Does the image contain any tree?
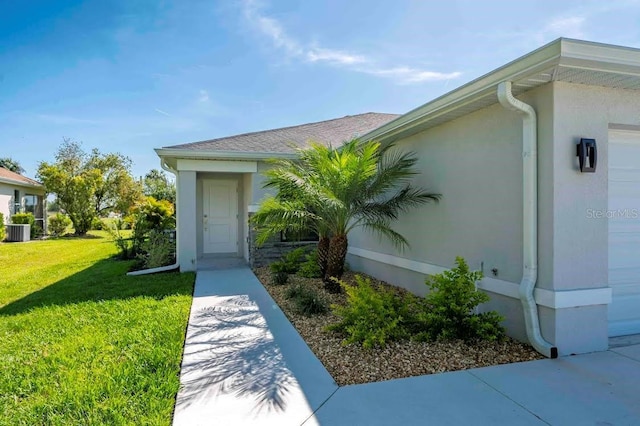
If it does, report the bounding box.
[0,157,25,174]
[143,169,176,204]
[88,149,142,215]
[37,139,141,235]
[251,139,440,292]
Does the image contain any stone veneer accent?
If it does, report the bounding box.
[248,213,317,267]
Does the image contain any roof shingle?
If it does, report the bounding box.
[0,167,43,188]
[164,112,400,153]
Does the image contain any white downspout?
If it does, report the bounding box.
[497,81,558,359]
[127,159,180,276]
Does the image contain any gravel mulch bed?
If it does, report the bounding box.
[254,267,544,386]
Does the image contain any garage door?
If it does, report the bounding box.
[608,129,640,337]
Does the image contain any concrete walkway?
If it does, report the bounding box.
[174,266,640,425]
[172,267,337,426]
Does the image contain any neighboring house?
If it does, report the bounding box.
[157,38,640,357]
[0,167,47,232]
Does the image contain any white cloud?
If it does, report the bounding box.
[541,16,586,40]
[243,0,302,56]
[364,67,463,84]
[306,48,366,65]
[154,108,171,116]
[198,89,210,103]
[241,0,460,85]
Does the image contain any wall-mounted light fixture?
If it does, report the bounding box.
[577,138,597,173]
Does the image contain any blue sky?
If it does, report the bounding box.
[2,0,640,178]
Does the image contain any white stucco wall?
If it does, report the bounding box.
[177,171,197,271]
[0,183,14,224]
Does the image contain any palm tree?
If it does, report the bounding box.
[251,139,440,292]
[0,157,25,174]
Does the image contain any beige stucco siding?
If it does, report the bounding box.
[552,82,640,292]
[349,84,555,291]
[347,84,554,343]
[252,162,276,205]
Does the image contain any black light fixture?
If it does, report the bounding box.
[577,138,597,173]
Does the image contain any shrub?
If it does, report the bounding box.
[285,284,328,316]
[49,213,71,236]
[91,217,104,230]
[297,249,322,278]
[106,219,135,260]
[0,213,5,241]
[130,197,175,235]
[414,257,505,342]
[281,247,308,274]
[11,212,39,238]
[137,230,174,269]
[269,262,289,285]
[11,212,35,226]
[327,275,410,348]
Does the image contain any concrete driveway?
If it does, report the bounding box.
[173,266,640,425]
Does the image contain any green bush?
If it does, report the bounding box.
[11,212,35,226]
[91,217,104,230]
[49,213,71,236]
[284,284,328,316]
[281,247,308,274]
[414,257,505,342]
[327,275,410,348]
[137,230,174,269]
[269,263,289,285]
[297,249,322,278]
[0,213,5,241]
[11,212,40,238]
[130,197,175,235]
[106,219,135,260]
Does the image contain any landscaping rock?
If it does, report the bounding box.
[254,267,544,386]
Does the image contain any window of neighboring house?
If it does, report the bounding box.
[24,194,37,214]
[280,229,319,242]
[13,190,20,214]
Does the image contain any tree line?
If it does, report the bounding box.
[1,139,175,235]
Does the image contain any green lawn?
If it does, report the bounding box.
[0,232,194,425]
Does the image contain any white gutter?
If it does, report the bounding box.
[126,160,180,276]
[154,148,298,161]
[497,81,557,358]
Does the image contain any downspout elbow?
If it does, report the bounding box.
[497,81,557,359]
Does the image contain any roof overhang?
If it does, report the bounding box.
[360,38,640,145]
[0,176,45,191]
[155,148,298,170]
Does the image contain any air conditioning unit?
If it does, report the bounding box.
[7,224,30,242]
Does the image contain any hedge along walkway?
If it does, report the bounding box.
[173,267,338,426]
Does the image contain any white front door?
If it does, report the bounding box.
[203,180,238,254]
[608,129,640,336]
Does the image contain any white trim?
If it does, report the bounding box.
[156,148,297,161]
[176,159,257,173]
[361,38,640,145]
[347,247,612,309]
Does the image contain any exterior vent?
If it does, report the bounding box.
[7,224,30,242]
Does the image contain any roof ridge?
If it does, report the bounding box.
[166,112,400,148]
